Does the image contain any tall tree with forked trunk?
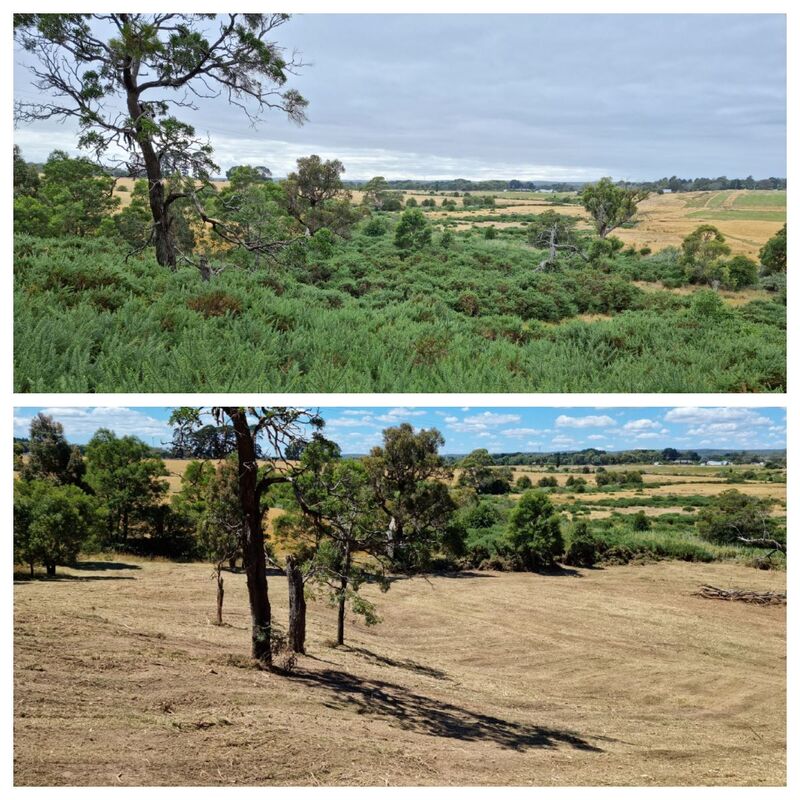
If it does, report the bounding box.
[14,14,307,267]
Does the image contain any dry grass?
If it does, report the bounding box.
[14,558,785,786]
[610,191,784,257]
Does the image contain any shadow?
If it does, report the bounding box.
[70,560,142,571]
[288,667,609,753]
[13,572,137,583]
[343,646,451,682]
[387,570,496,584]
[533,565,583,578]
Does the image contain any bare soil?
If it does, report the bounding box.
[14,558,786,786]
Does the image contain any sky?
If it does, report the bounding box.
[13,14,786,181]
[13,407,787,454]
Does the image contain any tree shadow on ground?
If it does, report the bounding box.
[288,667,610,752]
[533,565,583,578]
[386,570,496,585]
[342,645,452,682]
[13,571,137,583]
[71,560,142,571]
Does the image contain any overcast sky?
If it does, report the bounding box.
[13,14,786,180]
[13,407,787,453]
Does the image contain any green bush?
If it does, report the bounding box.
[563,521,599,567]
[506,491,563,569]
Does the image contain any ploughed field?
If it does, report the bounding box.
[14,558,785,786]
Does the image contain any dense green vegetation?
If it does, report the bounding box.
[458,492,785,572]
[14,217,786,391]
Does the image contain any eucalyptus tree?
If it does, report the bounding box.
[291,441,390,647]
[14,14,307,267]
[580,177,648,239]
[283,155,362,237]
[364,424,459,571]
[211,407,325,664]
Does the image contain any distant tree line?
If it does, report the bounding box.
[344,176,786,193]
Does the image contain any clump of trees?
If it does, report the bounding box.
[14,149,119,238]
[680,225,757,289]
[13,413,170,576]
[595,469,644,488]
[14,408,787,667]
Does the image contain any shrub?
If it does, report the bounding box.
[394,208,432,253]
[507,491,563,569]
[363,215,388,237]
[515,475,533,491]
[725,255,758,290]
[696,489,778,545]
[632,510,651,531]
[563,521,599,567]
[187,291,242,318]
[464,501,501,529]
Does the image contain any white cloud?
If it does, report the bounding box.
[622,418,661,432]
[555,414,616,429]
[16,407,172,442]
[500,427,543,437]
[447,411,521,433]
[325,416,374,428]
[376,407,427,422]
[664,408,771,426]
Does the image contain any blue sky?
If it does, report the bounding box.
[13,407,786,453]
[13,14,786,180]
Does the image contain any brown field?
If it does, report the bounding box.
[421,189,784,258]
[576,505,690,520]
[606,190,784,258]
[14,557,785,786]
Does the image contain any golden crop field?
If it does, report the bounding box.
[414,188,785,258]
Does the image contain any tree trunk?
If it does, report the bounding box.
[285,555,306,654]
[46,563,56,577]
[123,73,177,269]
[228,409,272,664]
[228,555,238,572]
[215,566,224,625]
[336,546,352,646]
[29,561,34,578]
